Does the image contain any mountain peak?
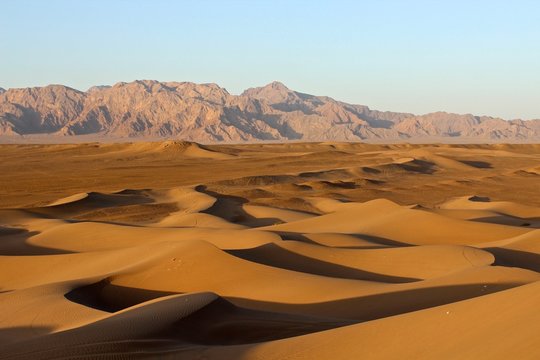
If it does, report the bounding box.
[87,85,111,93]
[241,81,299,105]
[265,81,290,90]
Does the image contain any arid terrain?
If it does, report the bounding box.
[1,80,539,143]
[1,141,540,359]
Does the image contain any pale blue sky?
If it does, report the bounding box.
[1,0,539,119]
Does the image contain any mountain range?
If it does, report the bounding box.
[1,80,539,142]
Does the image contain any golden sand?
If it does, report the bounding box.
[0,142,539,359]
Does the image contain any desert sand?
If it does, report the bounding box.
[0,141,539,359]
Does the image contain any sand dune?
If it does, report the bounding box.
[229,241,495,280]
[258,198,529,245]
[190,280,540,360]
[101,140,235,159]
[0,142,540,359]
[440,195,540,219]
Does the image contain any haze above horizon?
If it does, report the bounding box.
[1,0,539,119]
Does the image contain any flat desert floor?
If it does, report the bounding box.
[0,141,539,359]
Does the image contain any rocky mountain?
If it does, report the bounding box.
[0,80,538,142]
[87,85,112,93]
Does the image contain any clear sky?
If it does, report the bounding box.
[1,0,539,119]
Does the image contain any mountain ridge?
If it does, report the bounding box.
[1,80,539,142]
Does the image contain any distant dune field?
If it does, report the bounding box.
[0,141,539,359]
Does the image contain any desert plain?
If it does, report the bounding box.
[0,140,540,359]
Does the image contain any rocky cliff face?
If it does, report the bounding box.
[0,80,538,142]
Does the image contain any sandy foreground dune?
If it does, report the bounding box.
[0,141,539,359]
